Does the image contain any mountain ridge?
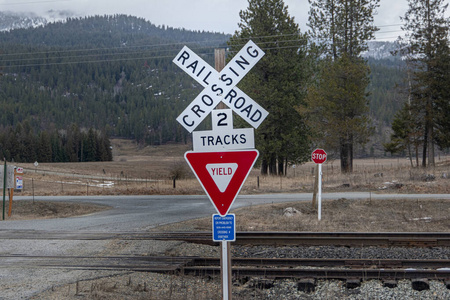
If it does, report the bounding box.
[0,11,399,59]
[0,14,405,157]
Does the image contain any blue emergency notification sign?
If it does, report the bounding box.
[212,214,235,242]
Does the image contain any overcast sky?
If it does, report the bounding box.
[2,0,447,41]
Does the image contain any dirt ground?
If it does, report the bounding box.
[3,200,110,221]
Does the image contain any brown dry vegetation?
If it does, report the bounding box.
[13,139,450,197]
[3,201,109,221]
[156,197,450,233]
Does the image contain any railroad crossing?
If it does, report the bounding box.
[173,40,268,299]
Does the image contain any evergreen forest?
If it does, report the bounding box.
[0,15,406,163]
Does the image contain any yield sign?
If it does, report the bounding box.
[185,150,259,216]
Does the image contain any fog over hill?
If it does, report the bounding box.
[0,11,77,32]
[363,41,403,60]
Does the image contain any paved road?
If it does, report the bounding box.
[4,193,450,231]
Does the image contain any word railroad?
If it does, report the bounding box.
[173,40,268,132]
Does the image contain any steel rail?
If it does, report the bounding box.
[2,254,450,282]
[2,254,450,271]
[190,257,450,269]
[152,231,450,247]
[2,230,450,247]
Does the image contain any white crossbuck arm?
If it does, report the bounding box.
[173,40,268,133]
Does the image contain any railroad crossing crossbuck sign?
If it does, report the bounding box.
[173,40,268,132]
[173,40,266,217]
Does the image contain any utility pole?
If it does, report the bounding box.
[215,48,226,110]
[215,47,232,300]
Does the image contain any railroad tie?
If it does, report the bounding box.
[346,278,361,289]
[297,278,315,293]
[411,278,430,291]
[383,280,398,288]
[445,279,450,289]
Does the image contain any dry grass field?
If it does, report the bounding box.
[12,138,450,197]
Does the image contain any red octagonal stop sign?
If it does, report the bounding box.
[312,148,327,164]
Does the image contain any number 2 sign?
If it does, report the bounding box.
[191,109,255,152]
[213,110,233,130]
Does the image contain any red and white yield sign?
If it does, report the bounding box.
[185,150,259,216]
[312,148,327,164]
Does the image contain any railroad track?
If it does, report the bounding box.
[3,228,450,290]
[2,254,450,289]
[2,230,450,247]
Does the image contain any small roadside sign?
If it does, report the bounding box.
[213,214,236,242]
[311,148,327,221]
[0,165,15,189]
[15,176,23,190]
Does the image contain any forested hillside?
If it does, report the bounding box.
[0,15,405,159]
[366,57,407,156]
[0,15,228,149]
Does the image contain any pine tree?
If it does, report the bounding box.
[307,0,379,173]
[84,128,97,162]
[228,0,312,175]
[37,131,52,162]
[308,0,379,59]
[384,102,423,167]
[399,0,450,166]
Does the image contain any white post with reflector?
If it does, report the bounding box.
[318,163,322,220]
[312,149,327,221]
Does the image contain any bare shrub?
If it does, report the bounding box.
[169,162,190,180]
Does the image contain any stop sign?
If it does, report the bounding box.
[312,148,327,164]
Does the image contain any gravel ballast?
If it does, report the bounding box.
[31,242,450,299]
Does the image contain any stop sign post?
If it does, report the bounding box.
[312,149,327,221]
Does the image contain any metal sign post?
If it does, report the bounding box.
[312,149,327,221]
[318,163,322,221]
[213,214,235,299]
[2,160,5,221]
[221,241,231,299]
